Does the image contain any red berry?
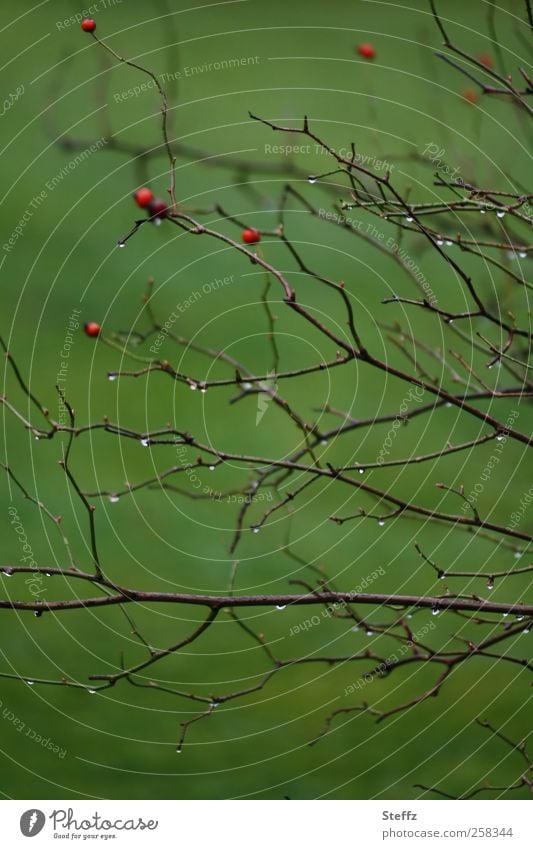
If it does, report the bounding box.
[462,88,478,104]
[241,228,261,244]
[357,43,375,60]
[134,187,154,208]
[148,198,168,218]
[84,322,101,338]
[81,18,96,33]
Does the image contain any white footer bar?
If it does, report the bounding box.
[2,799,531,848]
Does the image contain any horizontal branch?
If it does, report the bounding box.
[0,571,531,616]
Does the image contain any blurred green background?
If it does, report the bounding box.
[0,0,531,799]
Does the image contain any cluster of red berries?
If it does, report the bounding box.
[81,18,96,32]
[357,43,375,60]
[133,187,168,219]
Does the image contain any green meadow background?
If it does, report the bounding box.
[0,0,531,799]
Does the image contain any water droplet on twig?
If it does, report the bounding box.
[109,494,120,503]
